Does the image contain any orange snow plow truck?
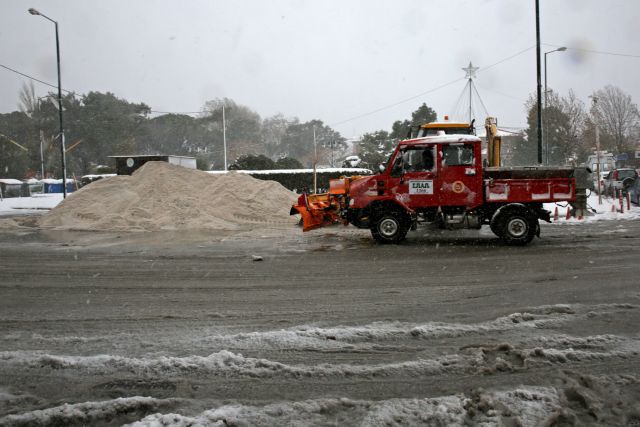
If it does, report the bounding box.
[290,118,577,246]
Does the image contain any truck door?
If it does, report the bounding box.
[438,142,482,208]
[387,145,439,209]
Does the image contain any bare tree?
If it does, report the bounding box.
[591,85,639,154]
[18,81,39,117]
[559,90,587,163]
[262,113,293,159]
[519,90,587,165]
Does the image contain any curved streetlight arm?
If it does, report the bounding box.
[29,8,57,24]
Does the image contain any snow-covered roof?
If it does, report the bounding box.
[40,178,76,184]
[0,179,23,185]
[81,174,116,179]
[403,134,481,144]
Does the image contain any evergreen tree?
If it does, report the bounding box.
[390,103,437,140]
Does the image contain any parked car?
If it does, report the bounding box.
[628,177,640,205]
[602,168,638,196]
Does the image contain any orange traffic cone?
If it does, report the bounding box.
[611,203,616,213]
[553,206,559,221]
[565,207,572,220]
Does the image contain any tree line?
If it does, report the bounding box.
[509,85,640,166]
[0,83,348,178]
[1,82,638,179]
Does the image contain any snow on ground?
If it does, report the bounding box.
[126,396,474,427]
[125,387,562,427]
[2,333,636,380]
[2,304,637,381]
[3,391,560,427]
[0,193,63,216]
[544,191,640,222]
[0,396,177,426]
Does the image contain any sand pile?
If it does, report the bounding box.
[40,162,298,231]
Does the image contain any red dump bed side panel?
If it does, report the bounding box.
[484,178,575,204]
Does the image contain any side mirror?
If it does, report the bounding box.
[378,164,385,173]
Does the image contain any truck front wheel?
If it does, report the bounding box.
[371,213,409,244]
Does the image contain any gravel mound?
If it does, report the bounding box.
[40,162,298,231]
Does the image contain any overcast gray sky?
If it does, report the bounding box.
[1,0,639,138]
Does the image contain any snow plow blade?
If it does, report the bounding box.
[290,178,352,232]
[290,193,342,231]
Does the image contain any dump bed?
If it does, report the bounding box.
[483,166,576,204]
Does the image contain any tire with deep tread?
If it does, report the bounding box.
[370,211,409,244]
[491,207,538,246]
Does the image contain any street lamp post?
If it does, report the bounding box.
[543,46,567,165]
[29,7,67,198]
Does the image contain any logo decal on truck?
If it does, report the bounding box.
[409,180,433,195]
[452,180,465,193]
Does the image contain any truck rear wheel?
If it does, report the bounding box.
[371,212,409,244]
[492,207,538,246]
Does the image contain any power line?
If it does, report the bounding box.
[475,83,526,103]
[331,46,536,128]
[0,62,72,94]
[497,127,525,135]
[330,77,466,128]
[477,46,536,74]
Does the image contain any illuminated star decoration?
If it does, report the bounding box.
[462,61,479,79]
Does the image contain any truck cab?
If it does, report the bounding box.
[376,135,481,208]
[346,135,484,233]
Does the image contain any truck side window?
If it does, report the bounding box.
[442,144,474,166]
[460,145,474,164]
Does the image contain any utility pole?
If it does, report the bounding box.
[40,130,45,179]
[535,0,543,164]
[222,104,227,171]
[313,125,317,193]
[591,96,602,205]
